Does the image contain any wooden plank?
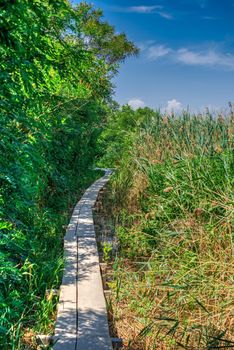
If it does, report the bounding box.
[53,335,77,350]
[53,169,113,349]
[77,236,112,349]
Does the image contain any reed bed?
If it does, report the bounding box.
[105,110,234,349]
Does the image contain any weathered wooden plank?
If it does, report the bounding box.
[53,169,113,349]
[77,233,112,349]
[54,239,77,349]
[53,335,77,350]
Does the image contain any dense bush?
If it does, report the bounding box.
[0,1,137,347]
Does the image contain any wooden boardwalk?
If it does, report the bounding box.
[53,169,113,350]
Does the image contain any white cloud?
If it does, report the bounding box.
[157,11,173,19]
[147,45,172,60]
[144,43,234,70]
[177,48,216,65]
[137,40,156,51]
[166,99,183,113]
[111,5,172,19]
[128,99,145,110]
[128,5,162,14]
[176,48,234,69]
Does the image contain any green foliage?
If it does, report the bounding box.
[103,107,234,349]
[97,105,157,166]
[0,1,137,347]
[103,241,113,262]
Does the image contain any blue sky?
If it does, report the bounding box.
[79,0,234,111]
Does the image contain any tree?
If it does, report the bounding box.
[0,1,138,347]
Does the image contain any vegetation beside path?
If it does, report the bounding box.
[1,1,233,349]
[98,106,234,349]
[0,1,137,348]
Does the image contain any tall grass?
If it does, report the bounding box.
[104,109,234,349]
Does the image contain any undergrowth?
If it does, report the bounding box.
[100,107,234,349]
[0,170,100,349]
[0,0,137,347]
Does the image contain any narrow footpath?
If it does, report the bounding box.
[53,169,113,350]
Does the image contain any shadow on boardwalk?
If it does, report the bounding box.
[53,169,113,350]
